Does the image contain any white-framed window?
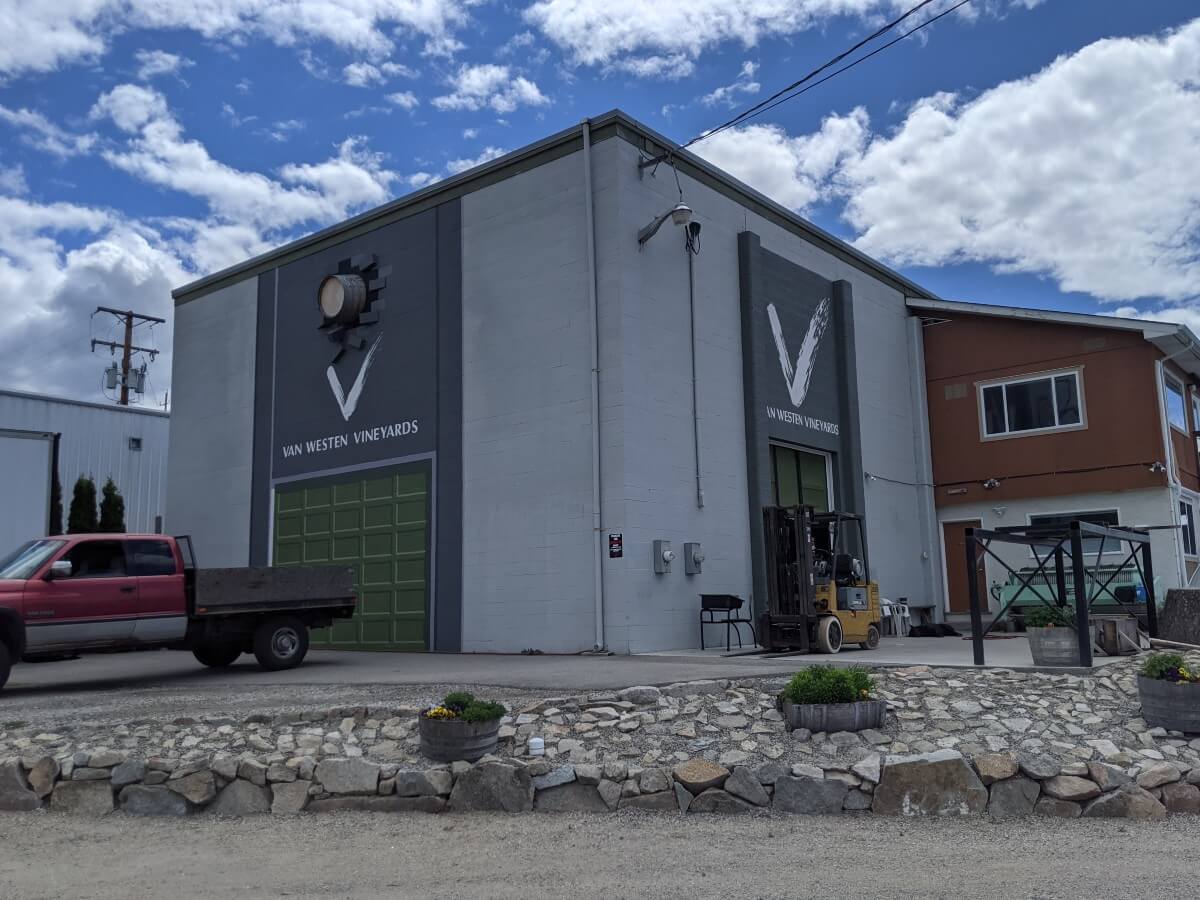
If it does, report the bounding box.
[1181,498,1198,558]
[1165,374,1187,433]
[1028,509,1119,557]
[978,368,1085,439]
[1190,388,1200,447]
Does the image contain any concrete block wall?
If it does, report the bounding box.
[165,278,258,566]
[460,150,599,653]
[606,137,939,650]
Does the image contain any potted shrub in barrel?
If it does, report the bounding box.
[779,665,886,732]
[1138,653,1200,733]
[1024,605,1082,666]
[419,691,507,762]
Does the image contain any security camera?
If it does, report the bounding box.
[662,549,677,563]
[670,202,693,227]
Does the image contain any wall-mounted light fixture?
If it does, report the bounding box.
[1149,461,1167,473]
[637,202,693,247]
[983,478,1000,490]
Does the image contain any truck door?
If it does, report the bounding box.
[127,538,187,643]
[22,539,138,651]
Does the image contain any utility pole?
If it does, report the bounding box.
[91,306,165,406]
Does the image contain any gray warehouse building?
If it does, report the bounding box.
[167,110,943,655]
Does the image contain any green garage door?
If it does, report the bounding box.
[273,465,430,651]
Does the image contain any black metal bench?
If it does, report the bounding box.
[700,594,756,652]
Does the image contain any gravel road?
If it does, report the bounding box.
[0,810,1190,899]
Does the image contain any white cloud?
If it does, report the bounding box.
[0,0,472,77]
[700,61,760,107]
[386,91,420,110]
[0,164,29,195]
[343,59,419,86]
[259,118,307,143]
[445,146,507,174]
[694,112,869,211]
[525,0,873,66]
[606,53,694,80]
[0,104,96,157]
[88,85,396,232]
[134,49,192,81]
[220,102,257,127]
[432,64,548,113]
[839,19,1200,303]
[462,127,478,139]
[1,86,410,400]
[695,20,1200,305]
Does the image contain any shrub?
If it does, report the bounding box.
[460,700,507,722]
[441,691,476,713]
[783,665,873,705]
[1024,605,1074,628]
[1141,652,1197,683]
[98,477,126,532]
[67,476,97,534]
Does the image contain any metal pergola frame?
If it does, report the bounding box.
[964,519,1161,667]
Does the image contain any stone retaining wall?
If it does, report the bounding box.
[2,656,1198,821]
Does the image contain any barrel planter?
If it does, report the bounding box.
[1138,676,1200,733]
[418,715,502,763]
[1026,626,1082,667]
[781,698,886,733]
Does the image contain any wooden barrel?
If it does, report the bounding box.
[1139,676,1200,733]
[1026,626,1082,667]
[781,699,886,732]
[418,716,502,762]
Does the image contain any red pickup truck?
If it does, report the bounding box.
[0,533,356,690]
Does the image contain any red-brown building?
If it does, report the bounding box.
[910,299,1200,618]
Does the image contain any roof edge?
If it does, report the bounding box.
[173,108,940,305]
[0,387,171,418]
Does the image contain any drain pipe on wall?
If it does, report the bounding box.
[687,249,706,509]
[582,118,607,651]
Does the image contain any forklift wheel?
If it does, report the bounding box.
[861,623,881,651]
[816,616,843,654]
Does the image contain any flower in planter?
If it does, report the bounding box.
[422,691,507,722]
[1141,652,1200,684]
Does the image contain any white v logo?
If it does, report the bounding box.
[767,298,830,408]
[326,334,383,422]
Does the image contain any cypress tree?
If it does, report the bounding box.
[98,477,127,533]
[67,476,98,534]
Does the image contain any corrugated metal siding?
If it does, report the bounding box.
[0,390,170,533]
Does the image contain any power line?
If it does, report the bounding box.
[683,0,975,149]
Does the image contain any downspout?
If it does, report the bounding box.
[687,250,706,508]
[582,119,607,651]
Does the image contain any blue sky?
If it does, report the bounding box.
[1,0,1198,402]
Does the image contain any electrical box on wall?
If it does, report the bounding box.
[653,540,674,574]
[684,542,704,575]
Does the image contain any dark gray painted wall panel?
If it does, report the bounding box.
[739,231,865,615]
[247,199,463,651]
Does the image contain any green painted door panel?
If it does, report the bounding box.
[273,465,429,651]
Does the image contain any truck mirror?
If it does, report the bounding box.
[47,560,72,580]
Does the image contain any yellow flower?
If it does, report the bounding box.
[426,705,458,719]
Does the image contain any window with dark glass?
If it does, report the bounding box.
[61,540,127,578]
[1181,501,1197,557]
[980,370,1084,437]
[127,539,177,576]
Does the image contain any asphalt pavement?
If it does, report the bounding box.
[0,809,1189,899]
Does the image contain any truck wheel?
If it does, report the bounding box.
[0,641,10,690]
[253,616,309,671]
[193,644,242,668]
[861,623,881,650]
[816,616,843,654]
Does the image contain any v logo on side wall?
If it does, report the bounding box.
[326,334,384,422]
[767,297,831,408]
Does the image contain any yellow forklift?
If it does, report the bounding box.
[760,506,882,653]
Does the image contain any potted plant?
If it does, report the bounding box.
[1138,653,1200,733]
[419,691,508,762]
[778,665,886,732]
[1024,605,1083,666]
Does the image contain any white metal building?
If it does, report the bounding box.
[0,389,170,547]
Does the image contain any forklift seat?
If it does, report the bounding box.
[700,594,757,652]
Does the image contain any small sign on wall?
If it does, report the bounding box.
[608,533,623,558]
